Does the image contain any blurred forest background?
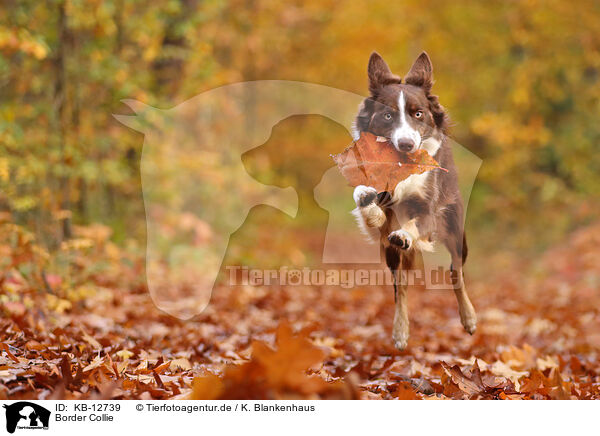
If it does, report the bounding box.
[2,0,600,275]
[1,0,600,400]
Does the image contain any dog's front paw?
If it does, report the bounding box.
[353,185,378,207]
[388,229,413,250]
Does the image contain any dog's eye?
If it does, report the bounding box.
[383,113,392,121]
[414,110,423,119]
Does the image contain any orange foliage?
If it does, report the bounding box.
[1,221,600,400]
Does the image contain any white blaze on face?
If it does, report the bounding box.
[391,91,421,151]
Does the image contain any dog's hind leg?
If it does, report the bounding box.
[451,263,476,335]
[440,204,476,334]
[386,246,410,350]
[447,237,476,335]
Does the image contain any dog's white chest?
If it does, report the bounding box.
[392,171,430,202]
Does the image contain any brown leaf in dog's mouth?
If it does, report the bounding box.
[331,132,446,193]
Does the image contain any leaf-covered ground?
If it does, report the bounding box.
[1,221,599,400]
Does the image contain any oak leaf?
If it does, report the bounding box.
[190,373,224,400]
[394,381,421,400]
[252,322,327,394]
[331,132,446,192]
[0,343,18,363]
[82,355,104,373]
[488,361,528,391]
[188,322,351,399]
[440,362,483,397]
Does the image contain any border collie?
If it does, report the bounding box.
[352,52,476,350]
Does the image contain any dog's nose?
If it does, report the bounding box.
[396,140,415,153]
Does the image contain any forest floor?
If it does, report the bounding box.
[1,221,599,400]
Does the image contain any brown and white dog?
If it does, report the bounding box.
[351,51,477,350]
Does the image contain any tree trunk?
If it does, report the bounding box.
[54,0,72,239]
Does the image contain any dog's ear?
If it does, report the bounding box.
[404,51,434,93]
[354,98,375,135]
[427,93,449,132]
[368,52,401,96]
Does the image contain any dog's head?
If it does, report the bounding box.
[354,52,448,155]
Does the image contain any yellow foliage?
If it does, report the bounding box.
[45,294,72,314]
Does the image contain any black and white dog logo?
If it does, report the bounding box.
[2,402,50,433]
